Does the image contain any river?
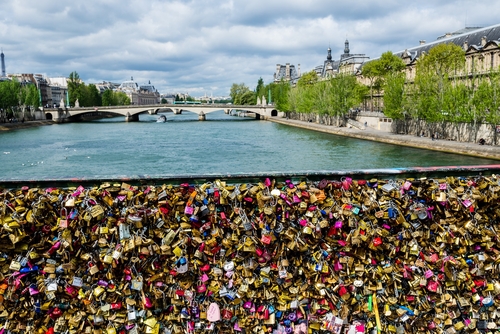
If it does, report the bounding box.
[0,110,497,181]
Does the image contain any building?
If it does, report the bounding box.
[315,40,370,78]
[161,94,176,104]
[393,23,500,82]
[94,81,120,94]
[273,63,301,85]
[46,77,70,107]
[355,23,500,113]
[117,77,160,105]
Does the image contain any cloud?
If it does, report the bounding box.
[1,0,499,96]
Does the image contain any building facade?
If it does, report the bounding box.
[273,63,300,85]
[394,23,500,82]
[315,40,370,78]
[117,77,160,105]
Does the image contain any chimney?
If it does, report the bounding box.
[481,36,487,46]
[463,40,468,50]
[445,33,452,38]
[298,64,301,77]
[419,40,426,45]
[286,63,290,78]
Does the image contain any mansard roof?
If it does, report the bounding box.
[394,23,500,59]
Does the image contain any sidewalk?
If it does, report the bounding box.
[267,117,500,161]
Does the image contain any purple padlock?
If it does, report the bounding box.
[97,280,108,287]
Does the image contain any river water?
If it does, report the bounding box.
[0,110,497,181]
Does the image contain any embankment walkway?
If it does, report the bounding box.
[268,118,500,161]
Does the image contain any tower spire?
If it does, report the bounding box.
[1,49,5,77]
[344,39,350,55]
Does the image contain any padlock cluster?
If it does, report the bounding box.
[1,175,500,334]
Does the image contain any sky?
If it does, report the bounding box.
[1,0,499,97]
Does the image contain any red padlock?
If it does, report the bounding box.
[372,237,383,247]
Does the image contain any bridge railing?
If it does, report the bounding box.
[1,165,498,188]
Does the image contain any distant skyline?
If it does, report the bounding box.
[0,0,498,96]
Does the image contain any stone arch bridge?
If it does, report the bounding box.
[43,104,283,123]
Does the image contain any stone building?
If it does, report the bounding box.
[273,63,300,85]
[315,40,369,78]
[394,23,500,82]
[355,23,500,112]
[117,77,160,105]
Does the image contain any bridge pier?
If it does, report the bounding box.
[198,111,206,121]
[173,109,182,115]
[125,113,139,122]
[224,109,230,114]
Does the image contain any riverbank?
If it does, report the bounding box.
[0,120,53,131]
[267,117,500,161]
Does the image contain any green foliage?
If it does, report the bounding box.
[362,51,405,111]
[297,71,318,87]
[255,77,265,103]
[383,72,406,119]
[115,91,130,105]
[101,89,130,106]
[87,84,101,106]
[413,44,466,123]
[285,73,363,117]
[230,83,254,105]
[101,90,114,106]
[67,71,81,106]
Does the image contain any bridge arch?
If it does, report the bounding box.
[271,109,278,117]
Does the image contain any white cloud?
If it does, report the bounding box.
[0,0,499,96]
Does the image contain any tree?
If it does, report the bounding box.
[102,89,114,106]
[0,79,21,120]
[264,81,291,111]
[294,71,319,113]
[255,77,265,103]
[87,84,101,106]
[362,51,405,112]
[383,72,406,120]
[230,83,254,105]
[415,43,466,121]
[68,71,81,106]
[114,91,130,105]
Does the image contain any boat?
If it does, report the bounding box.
[156,115,167,122]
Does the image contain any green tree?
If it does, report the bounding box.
[68,71,81,106]
[114,91,130,105]
[362,51,405,111]
[255,77,265,104]
[361,60,379,111]
[230,83,254,105]
[101,89,114,106]
[0,80,21,119]
[87,84,101,106]
[294,71,318,113]
[415,43,465,122]
[383,72,406,120]
[481,69,500,144]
